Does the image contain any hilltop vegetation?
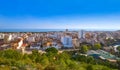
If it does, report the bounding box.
[0,48,119,70]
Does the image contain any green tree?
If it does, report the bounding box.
[86,64,93,70]
[37,54,49,66]
[32,49,39,55]
[45,47,58,62]
[28,49,41,62]
[36,63,43,70]
[1,49,22,60]
[73,55,87,62]
[56,59,67,70]
[117,46,120,53]
[45,47,58,54]
[94,43,101,50]
[86,56,94,64]
[80,45,89,53]
[57,52,70,60]
[117,60,120,70]
[44,64,56,70]
[102,66,111,70]
[66,59,80,70]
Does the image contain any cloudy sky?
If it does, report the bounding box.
[0,0,120,30]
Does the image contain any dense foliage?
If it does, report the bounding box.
[117,46,120,53]
[80,45,89,53]
[0,48,119,70]
[94,43,101,50]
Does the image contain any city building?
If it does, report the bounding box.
[27,36,35,43]
[17,37,23,49]
[78,30,85,39]
[61,35,73,48]
[30,42,40,50]
[72,38,80,48]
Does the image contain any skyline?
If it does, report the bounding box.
[0,0,120,30]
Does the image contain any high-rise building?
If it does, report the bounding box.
[8,34,12,41]
[72,38,80,48]
[78,30,85,39]
[61,35,73,48]
[17,38,23,49]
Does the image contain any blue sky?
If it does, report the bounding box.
[0,0,120,30]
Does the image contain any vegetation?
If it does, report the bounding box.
[0,48,118,70]
[117,60,120,70]
[80,42,102,51]
[94,43,101,50]
[80,45,89,53]
[117,46,120,53]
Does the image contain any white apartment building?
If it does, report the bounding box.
[61,35,73,48]
[27,36,35,43]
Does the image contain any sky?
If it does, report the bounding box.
[0,0,120,30]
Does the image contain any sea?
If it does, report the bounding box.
[0,29,72,32]
[0,29,118,32]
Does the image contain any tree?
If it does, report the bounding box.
[94,43,101,50]
[86,56,94,64]
[45,47,58,62]
[117,46,120,53]
[80,45,89,53]
[44,64,56,70]
[32,49,39,55]
[45,47,58,54]
[57,52,70,60]
[36,63,43,70]
[1,49,22,60]
[66,60,80,70]
[28,49,41,62]
[102,66,111,70]
[86,64,93,70]
[36,54,49,66]
[117,60,120,70]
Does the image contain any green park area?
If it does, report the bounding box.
[0,47,119,70]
